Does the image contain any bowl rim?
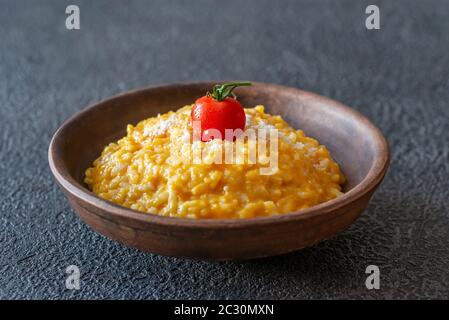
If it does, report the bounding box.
[48,81,390,229]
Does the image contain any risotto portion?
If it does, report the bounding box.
[84,105,345,219]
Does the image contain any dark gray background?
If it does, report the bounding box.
[1,0,448,299]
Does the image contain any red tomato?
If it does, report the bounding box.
[190,82,251,141]
[191,96,246,141]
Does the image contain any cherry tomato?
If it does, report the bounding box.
[191,82,251,141]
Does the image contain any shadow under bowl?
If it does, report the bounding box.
[48,81,390,260]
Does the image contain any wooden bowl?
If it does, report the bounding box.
[48,82,389,260]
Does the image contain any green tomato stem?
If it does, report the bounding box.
[211,81,252,101]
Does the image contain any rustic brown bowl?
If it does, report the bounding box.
[48,81,389,260]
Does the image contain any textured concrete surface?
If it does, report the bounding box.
[1,0,449,299]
